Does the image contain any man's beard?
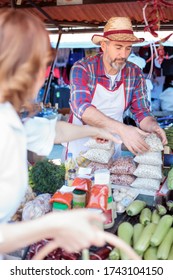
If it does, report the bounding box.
[110,58,126,72]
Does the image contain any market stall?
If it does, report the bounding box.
[7,131,173,260]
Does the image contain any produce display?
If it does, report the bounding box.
[11,132,173,260]
[108,202,173,260]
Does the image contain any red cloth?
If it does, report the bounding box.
[45,66,60,78]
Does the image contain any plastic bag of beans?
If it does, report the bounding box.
[144,133,163,152]
[110,174,136,186]
[84,139,113,150]
[131,177,161,191]
[134,151,162,166]
[133,164,162,180]
[109,157,136,175]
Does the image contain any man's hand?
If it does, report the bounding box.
[140,116,168,145]
[119,125,150,155]
[150,124,168,145]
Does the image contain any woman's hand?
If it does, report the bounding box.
[46,209,106,253]
[93,127,122,145]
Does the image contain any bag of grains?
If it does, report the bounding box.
[110,174,136,186]
[84,139,113,150]
[144,133,163,152]
[82,146,114,164]
[109,157,137,175]
[133,164,162,180]
[131,177,161,191]
[134,151,162,166]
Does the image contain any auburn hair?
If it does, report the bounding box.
[0,9,54,112]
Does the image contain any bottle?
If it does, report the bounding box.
[64,152,76,185]
[68,168,76,187]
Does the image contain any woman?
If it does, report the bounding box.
[0,9,121,256]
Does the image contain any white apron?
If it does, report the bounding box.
[68,80,126,159]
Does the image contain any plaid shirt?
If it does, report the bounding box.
[69,53,152,124]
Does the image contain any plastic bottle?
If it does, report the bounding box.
[64,152,76,185]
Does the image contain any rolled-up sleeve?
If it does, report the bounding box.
[24,117,57,156]
[128,69,152,124]
[69,62,95,120]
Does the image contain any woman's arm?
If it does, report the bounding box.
[0,210,106,254]
[54,121,122,144]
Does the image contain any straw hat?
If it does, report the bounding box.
[92,17,144,45]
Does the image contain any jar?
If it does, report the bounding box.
[68,168,76,186]
[72,189,86,208]
[103,196,116,229]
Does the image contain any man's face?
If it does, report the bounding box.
[101,40,132,73]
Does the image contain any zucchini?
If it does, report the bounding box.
[151,209,160,224]
[157,228,173,260]
[126,200,146,216]
[155,196,167,215]
[168,244,173,260]
[109,247,120,260]
[134,223,156,255]
[133,223,144,247]
[150,215,173,247]
[139,208,152,226]
[117,222,133,260]
[156,204,167,216]
[143,246,158,260]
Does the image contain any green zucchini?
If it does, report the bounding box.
[133,223,144,247]
[139,208,152,226]
[150,215,173,247]
[126,200,146,216]
[109,247,120,260]
[157,228,173,260]
[156,204,167,216]
[168,244,173,260]
[151,209,160,224]
[134,223,156,255]
[143,246,158,260]
[117,222,133,260]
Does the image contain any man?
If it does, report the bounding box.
[68,17,167,159]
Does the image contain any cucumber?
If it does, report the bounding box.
[109,247,120,260]
[168,244,173,260]
[151,209,160,224]
[126,200,146,216]
[139,208,152,226]
[134,223,156,255]
[157,228,173,260]
[143,246,158,260]
[117,222,133,260]
[150,215,173,247]
[133,223,144,247]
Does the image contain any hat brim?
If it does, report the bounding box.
[91,34,144,45]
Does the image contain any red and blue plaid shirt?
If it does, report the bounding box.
[69,53,152,124]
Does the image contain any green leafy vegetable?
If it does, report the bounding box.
[29,159,65,194]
